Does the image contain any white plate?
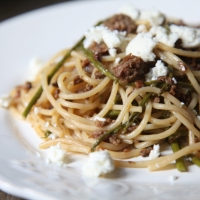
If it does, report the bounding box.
[1,0,200,199]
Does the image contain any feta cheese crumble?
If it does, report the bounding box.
[45,121,50,128]
[93,115,106,122]
[139,9,164,26]
[82,150,114,177]
[48,133,57,140]
[114,57,121,65]
[149,144,160,159]
[108,48,117,57]
[150,26,179,47]
[170,25,200,48]
[46,143,67,166]
[126,32,157,62]
[34,107,40,114]
[0,94,11,108]
[172,77,177,84]
[145,60,168,81]
[136,24,148,33]
[83,25,127,57]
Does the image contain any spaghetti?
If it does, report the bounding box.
[7,7,200,172]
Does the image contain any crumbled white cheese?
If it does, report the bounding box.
[28,58,44,80]
[187,156,192,162]
[178,62,186,72]
[150,26,179,47]
[48,133,57,140]
[103,30,126,48]
[136,24,148,33]
[45,121,50,128]
[34,107,40,114]
[149,144,160,159]
[83,25,127,57]
[126,32,157,62]
[108,48,117,57]
[114,57,121,65]
[172,77,177,84]
[0,94,11,108]
[197,115,200,120]
[46,143,67,166]
[93,115,106,122]
[82,150,114,177]
[145,60,168,81]
[170,25,200,48]
[139,10,164,26]
[119,4,139,20]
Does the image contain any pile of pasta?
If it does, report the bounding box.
[8,9,200,172]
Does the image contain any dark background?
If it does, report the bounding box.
[0,0,73,22]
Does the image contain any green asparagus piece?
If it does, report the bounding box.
[188,154,200,167]
[44,130,52,138]
[106,110,120,118]
[81,46,118,83]
[114,94,122,104]
[168,139,187,172]
[168,65,174,78]
[22,86,43,118]
[169,131,200,168]
[177,81,194,90]
[91,124,125,152]
[144,80,158,86]
[172,142,187,172]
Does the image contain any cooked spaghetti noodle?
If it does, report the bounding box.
[7,6,200,172]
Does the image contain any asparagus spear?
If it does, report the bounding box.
[170,141,187,172]
[91,123,125,152]
[168,135,187,172]
[44,130,52,138]
[188,154,200,167]
[177,81,194,90]
[106,110,120,118]
[81,46,119,83]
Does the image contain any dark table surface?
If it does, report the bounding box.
[0,0,71,22]
[0,1,74,199]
